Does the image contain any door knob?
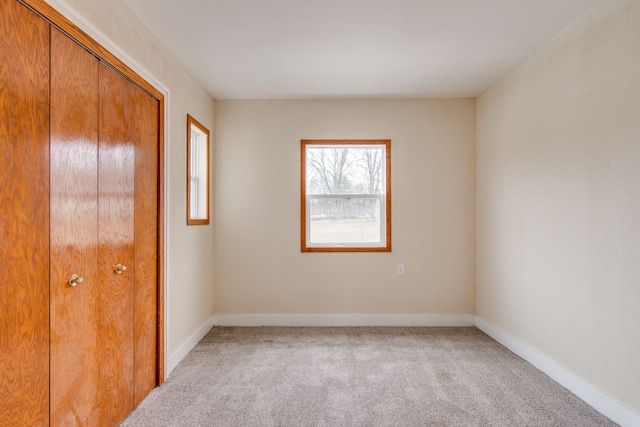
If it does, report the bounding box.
[69,274,84,287]
[114,264,127,275]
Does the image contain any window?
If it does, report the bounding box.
[301,140,391,252]
[187,114,210,225]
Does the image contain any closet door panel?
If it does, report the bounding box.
[49,29,100,426]
[98,63,136,426]
[133,88,159,406]
[0,0,50,425]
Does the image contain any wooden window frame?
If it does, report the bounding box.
[301,139,392,252]
[186,114,210,225]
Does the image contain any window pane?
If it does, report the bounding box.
[301,139,391,252]
[190,133,199,176]
[306,146,385,195]
[189,178,198,218]
[309,197,381,244]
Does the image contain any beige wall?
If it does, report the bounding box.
[477,0,640,413]
[214,99,476,315]
[50,0,217,357]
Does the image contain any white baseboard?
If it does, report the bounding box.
[167,315,216,376]
[476,317,640,427]
[212,313,476,327]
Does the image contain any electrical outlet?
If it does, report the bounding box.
[396,263,405,276]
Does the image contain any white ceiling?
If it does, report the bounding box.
[121,0,605,100]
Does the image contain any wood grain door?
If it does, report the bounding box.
[133,84,159,407]
[0,0,51,425]
[1,2,160,424]
[98,63,137,426]
[49,44,159,426]
[49,28,100,426]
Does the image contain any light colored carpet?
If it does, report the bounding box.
[121,327,615,426]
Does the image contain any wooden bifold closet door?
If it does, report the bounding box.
[1,0,159,425]
[49,27,101,426]
[49,29,159,427]
[0,0,51,424]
